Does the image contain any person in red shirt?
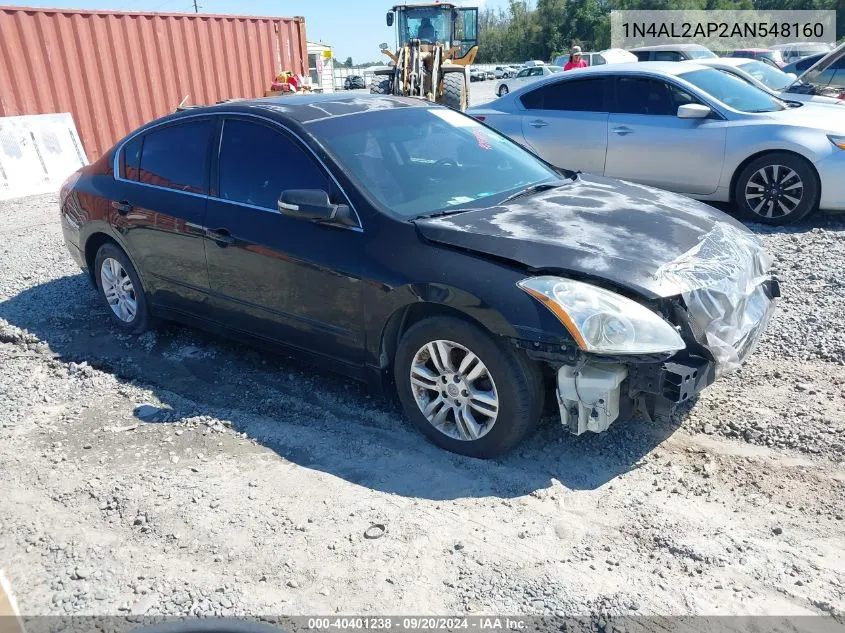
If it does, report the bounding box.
[564,46,588,71]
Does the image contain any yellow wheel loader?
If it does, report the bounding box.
[372,2,479,111]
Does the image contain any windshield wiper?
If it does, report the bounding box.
[414,207,475,220]
[501,181,567,204]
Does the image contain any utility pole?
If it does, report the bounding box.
[193,0,199,13]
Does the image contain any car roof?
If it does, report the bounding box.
[631,44,711,51]
[560,61,709,76]
[153,94,431,128]
[735,48,772,53]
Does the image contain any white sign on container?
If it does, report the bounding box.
[0,113,88,200]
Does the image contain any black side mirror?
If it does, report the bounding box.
[277,189,356,227]
[386,11,394,27]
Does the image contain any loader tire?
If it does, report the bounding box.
[441,72,468,111]
[371,78,392,95]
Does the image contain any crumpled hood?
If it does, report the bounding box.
[413,174,758,299]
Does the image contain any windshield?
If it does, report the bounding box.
[398,7,450,46]
[687,48,717,59]
[737,60,792,90]
[308,107,559,218]
[679,68,785,112]
[549,66,564,73]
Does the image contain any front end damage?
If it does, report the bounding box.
[524,223,779,435]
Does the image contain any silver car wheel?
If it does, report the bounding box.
[498,85,509,97]
[409,339,499,442]
[744,164,804,219]
[100,257,138,323]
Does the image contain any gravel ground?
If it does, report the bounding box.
[1,192,844,621]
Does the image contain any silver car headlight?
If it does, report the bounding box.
[518,276,686,354]
[828,135,845,150]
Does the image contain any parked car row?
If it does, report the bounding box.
[470,48,845,226]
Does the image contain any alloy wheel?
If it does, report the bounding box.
[100,257,137,323]
[744,164,804,220]
[409,339,499,441]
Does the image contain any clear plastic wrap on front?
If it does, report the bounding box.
[656,223,777,377]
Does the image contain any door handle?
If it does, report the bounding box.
[529,119,549,128]
[205,228,235,247]
[111,200,133,215]
[611,126,633,136]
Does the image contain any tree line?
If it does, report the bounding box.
[475,0,845,63]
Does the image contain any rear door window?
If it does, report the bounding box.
[217,118,331,210]
[137,119,213,193]
[521,77,610,111]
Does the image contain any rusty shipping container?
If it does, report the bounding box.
[0,6,308,159]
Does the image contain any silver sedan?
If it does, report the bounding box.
[494,65,564,99]
[469,62,845,224]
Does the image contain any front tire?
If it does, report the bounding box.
[498,84,509,97]
[94,242,151,334]
[371,78,392,95]
[394,316,543,458]
[441,72,468,111]
[734,152,818,225]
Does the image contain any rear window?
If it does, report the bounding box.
[120,136,142,180]
[686,48,717,59]
[521,78,608,111]
[137,120,212,194]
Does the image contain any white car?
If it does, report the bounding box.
[470,62,845,225]
[493,66,514,79]
[469,67,486,82]
[494,65,563,98]
[772,42,834,65]
[688,57,845,107]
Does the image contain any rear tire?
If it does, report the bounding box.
[371,78,392,95]
[734,152,818,225]
[394,316,543,459]
[94,242,151,334]
[441,72,468,111]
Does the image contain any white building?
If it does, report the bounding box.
[307,41,334,93]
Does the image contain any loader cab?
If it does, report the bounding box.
[387,3,478,58]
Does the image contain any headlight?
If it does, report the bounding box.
[828,135,845,150]
[518,276,686,354]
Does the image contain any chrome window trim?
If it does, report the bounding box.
[112,111,364,231]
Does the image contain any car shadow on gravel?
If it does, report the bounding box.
[1,273,684,499]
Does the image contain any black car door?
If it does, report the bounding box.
[115,118,213,313]
[203,115,366,365]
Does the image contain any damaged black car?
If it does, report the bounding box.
[60,94,778,458]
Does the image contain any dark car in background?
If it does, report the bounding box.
[344,75,366,90]
[782,52,825,76]
[59,94,777,458]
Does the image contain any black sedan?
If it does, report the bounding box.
[344,75,366,90]
[60,94,778,458]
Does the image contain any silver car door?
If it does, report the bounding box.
[604,76,727,195]
[519,76,610,174]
